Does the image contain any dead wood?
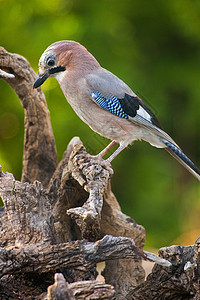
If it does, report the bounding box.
[0,166,57,247]
[0,233,171,279]
[128,238,200,300]
[0,47,198,300]
[47,273,115,300]
[0,47,57,188]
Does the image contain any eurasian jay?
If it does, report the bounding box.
[33,40,200,181]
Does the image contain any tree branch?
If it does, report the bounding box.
[0,47,57,187]
[0,235,170,279]
[128,239,200,299]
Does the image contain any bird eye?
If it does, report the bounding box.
[46,56,55,67]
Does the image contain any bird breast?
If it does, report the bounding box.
[58,78,142,145]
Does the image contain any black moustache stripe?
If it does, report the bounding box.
[33,66,66,88]
[49,66,66,74]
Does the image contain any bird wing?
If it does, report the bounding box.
[86,68,200,180]
[87,68,179,147]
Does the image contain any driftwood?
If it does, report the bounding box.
[0,47,199,299]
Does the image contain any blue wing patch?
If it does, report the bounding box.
[90,90,162,129]
[90,91,129,119]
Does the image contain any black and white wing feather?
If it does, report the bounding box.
[90,90,173,143]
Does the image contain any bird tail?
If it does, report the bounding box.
[161,138,200,181]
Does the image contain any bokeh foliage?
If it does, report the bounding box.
[0,0,200,248]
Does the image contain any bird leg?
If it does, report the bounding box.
[96,140,117,158]
[86,141,124,176]
[106,144,126,163]
[95,141,126,163]
[86,141,117,175]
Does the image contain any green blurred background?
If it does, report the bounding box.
[0,0,200,249]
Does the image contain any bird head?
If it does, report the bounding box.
[33,40,100,89]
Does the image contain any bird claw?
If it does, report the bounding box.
[87,155,114,177]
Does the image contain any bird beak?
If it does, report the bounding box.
[33,66,66,88]
[33,70,50,89]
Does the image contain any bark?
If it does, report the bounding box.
[128,238,200,299]
[0,47,57,188]
[47,273,115,300]
[0,233,170,278]
[0,47,199,299]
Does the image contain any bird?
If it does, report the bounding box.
[33,40,200,181]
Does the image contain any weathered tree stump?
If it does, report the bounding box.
[0,47,199,299]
